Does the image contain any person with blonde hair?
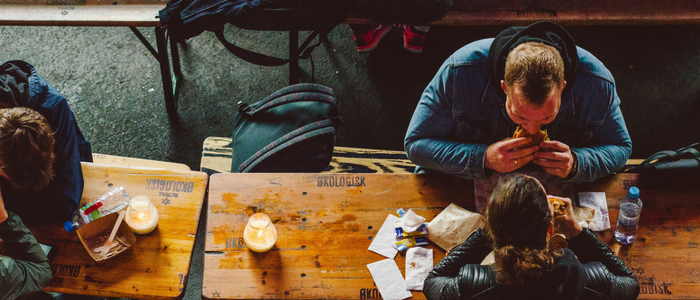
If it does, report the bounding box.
[424,174,639,299]
[0,60,92,225]
[405,21,632,183]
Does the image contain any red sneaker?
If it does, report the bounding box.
[401,25,426,54]
[354,24,392,53]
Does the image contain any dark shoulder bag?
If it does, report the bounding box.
[231,83,341,173]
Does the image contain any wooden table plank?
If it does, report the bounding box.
[0,4,163,27]
[204,173,472,300]
[92,153,191,172]
[204,172,700,300]
[28,162,208,299]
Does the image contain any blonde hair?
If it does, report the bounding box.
[0,107,55,191]
[504,42,565,105]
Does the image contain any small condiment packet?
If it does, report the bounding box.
[368,214,400,258]
[393,236,429,252]
[367,259,413,300]
[426,203,485,251]
[395,223,428,238]
[578,192,610,231]
[405,247,433,291]
[400,209,426,232]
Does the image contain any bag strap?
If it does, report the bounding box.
[238,92,339,116]
[639,142,700,167]
[214,27,289,67]
[261,83,335,102]
[239,119,336,172]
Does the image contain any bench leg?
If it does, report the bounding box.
[129,26,180,120]
[169,30,183,113]
[289,30,299,85]
[155,27,178,120]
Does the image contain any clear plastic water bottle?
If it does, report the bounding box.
[64,186,130,232]
[615,187,643,244]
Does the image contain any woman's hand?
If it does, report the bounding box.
[550,196,583,239]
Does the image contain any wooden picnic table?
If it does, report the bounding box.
[203,172,700,299]
[28,161,208,299]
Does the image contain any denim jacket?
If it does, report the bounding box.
[404,38,632,183]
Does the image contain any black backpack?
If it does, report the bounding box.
[160,0,349,67]
[231,83,341,173]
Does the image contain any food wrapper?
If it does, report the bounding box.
[578,192,610,231]
[573,206,596,229]
[426,203,485,251]
[405,247,433,291]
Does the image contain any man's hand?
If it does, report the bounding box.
[485,137,539,173]
[550,196,583,239]
[534,141,574,178]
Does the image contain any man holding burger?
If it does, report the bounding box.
[405,21,632,183]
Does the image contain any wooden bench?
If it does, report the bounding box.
[0,0,181,119]
[200,136,643,175]
[201,136,416,175]
[346,0,700,26]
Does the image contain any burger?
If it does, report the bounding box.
[548,197,568,216]
[513,125,549,148]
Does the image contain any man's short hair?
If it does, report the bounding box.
[0,107,55,192]
[504,42,565,105]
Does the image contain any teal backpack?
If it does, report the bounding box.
[231,84,341,173]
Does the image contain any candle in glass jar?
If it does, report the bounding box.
[243,213,277,252]
[125,195,159,234]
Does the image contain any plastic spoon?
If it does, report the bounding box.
[99,209,126,257]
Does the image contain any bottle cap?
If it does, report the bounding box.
[64,221,75,232]
[628,187,640,199]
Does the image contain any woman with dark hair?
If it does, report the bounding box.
[424,174,639,300]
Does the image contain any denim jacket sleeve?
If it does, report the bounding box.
[405,56,490,180]
[567,88,632,183]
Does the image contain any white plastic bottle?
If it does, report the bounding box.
[615,187,643,244]
[63,186,130,232]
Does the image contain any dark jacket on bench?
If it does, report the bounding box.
[424,228,640,300]
[0,60,93,225]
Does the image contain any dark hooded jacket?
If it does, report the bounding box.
[488,21,579,101]
[424,228,640,300]
[0,60,92,225]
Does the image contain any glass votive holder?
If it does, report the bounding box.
[124,195,159,235]
[243,213,277,252]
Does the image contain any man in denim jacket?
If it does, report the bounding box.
[405,21,632,183]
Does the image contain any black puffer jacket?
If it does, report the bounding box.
[424,228,639,300]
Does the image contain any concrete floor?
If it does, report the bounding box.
[1,24,699,299]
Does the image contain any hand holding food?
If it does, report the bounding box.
[513,125,549,149]
[549,196,583,239]
[548,197,568,216]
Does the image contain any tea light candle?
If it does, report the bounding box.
[243,213,277,252]
[125,195,159,234]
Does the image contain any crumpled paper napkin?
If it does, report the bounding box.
[405,247,433,290]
